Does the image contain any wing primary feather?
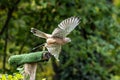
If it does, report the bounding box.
[52,17,81,38]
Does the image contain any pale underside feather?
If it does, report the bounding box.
[46,44,61,61]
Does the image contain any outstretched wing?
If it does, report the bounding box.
[52,17,80,38]
[31,28,51,39]
[46,44,61,61]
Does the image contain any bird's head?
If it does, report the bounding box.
[64,38,71,43]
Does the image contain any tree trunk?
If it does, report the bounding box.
[3,25,8,73]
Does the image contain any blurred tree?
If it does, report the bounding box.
[0,0,120,80]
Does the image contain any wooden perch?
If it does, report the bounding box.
[8,51,51,66]
[8,51,52,80]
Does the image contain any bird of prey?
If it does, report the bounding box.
[31,17,80,61]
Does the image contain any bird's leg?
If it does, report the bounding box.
[42,45,45,51]
[31,43,45,52]
[42,43,47,51]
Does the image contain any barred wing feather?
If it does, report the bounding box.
[52,17,80,38]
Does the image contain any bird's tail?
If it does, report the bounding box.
[31,28,51,39]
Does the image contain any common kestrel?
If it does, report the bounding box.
[31,17,80,61]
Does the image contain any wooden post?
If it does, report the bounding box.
[8,51,52,80]
[23,52,51,80]
[24,63,37,80]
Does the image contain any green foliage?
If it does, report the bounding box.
[0,0,120,80]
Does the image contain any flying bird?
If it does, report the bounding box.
[31,17,80,61]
